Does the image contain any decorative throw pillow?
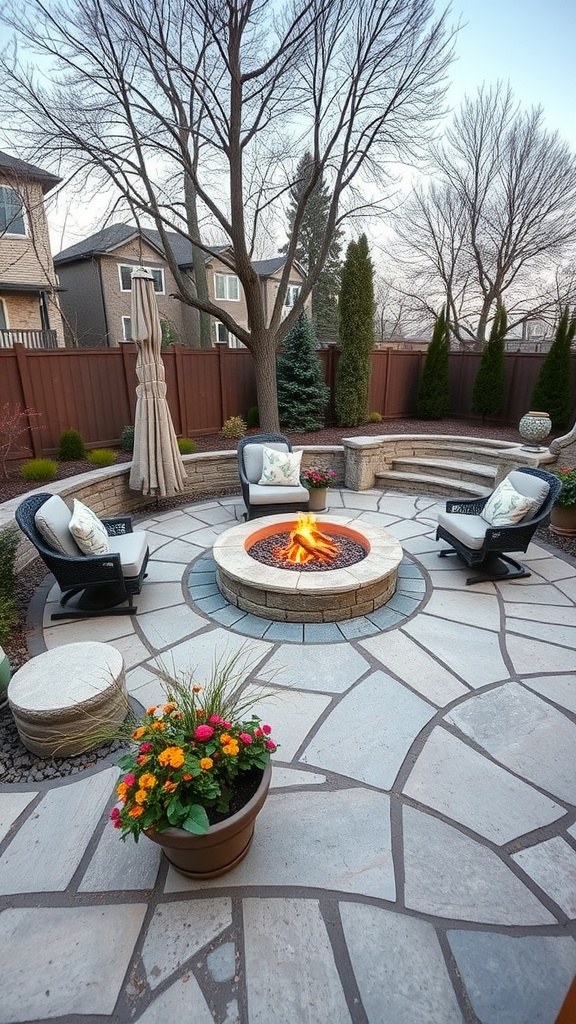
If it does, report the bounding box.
[68,499,110,555]
[481,478,538,527]
[258,446,303,487]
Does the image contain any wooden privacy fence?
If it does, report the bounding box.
[1,343,575,460]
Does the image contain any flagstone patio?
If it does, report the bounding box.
[1,488,575,1023]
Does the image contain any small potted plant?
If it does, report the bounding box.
[301,466,337,512]
[550,466,576,536]
[110,650,277,879]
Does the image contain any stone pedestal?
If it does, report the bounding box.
[8,641,126,757]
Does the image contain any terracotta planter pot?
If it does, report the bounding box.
[307,487,327,512]
[144,762,272,879]
[550,505,576,537]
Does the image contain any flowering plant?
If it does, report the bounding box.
[553,467,576,508]
[110,652,277,840]
[301,466,337,490]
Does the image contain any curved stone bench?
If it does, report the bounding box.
[8,641,127,757]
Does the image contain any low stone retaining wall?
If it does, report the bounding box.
[2,445,345,574]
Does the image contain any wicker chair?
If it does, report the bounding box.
[15,492,149,620]
[435,467,562,585]
[237,433,310,520]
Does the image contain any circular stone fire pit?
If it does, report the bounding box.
[213,514,403,623]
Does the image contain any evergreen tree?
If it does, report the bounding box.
[471,304,508,418]
[283,151,342,345]
[335,235,375,426]
[531,307,575,428]
[416,307,450,419]
[276,312,329,430]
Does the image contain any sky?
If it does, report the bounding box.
[46,0,576,250]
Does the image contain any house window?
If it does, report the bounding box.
[283,284,301,308]
[214,321,245,348]
[214,273,240,301]
[119,265,165,293]
[122,316,132,341]
[0,186,25,235]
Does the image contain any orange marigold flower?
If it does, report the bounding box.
[128,805,144,818]
[152,721,165,731]
[116,782,128,799]
[193,684,203,692]
[157,746,185,769]
[182,772,193,781]
[220,733,232,745]
[222,742,239,756]
[164,780,177,793]
[147,706,157,715]
[135,788,148,804]
[196,708,205,717]
[132,727,146,740]
[138,772,157,789]
[199,757,213,770]
[163,702,176,712]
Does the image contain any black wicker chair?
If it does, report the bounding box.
[16,492,149,620]
[435,467,562,585]
[237,433,310,520]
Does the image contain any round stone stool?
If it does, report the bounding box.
[8,642,127,758]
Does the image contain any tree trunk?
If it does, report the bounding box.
[251,336,280,432]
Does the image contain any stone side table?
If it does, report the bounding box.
[8,641,126,757]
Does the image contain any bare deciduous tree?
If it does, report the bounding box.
[392,84,576,349]
[0,0,454,428]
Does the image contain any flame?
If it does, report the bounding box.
[274,513,339,564]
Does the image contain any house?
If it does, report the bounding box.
[54,224,309,348]
[0,151,65,348]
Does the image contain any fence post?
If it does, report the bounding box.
[120,343,136,426]
[13,343,43,457]
[216,341,228,425]
[173,344,187,437]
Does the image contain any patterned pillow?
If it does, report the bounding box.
[481,478,538,527]
[68,499,110,554]
[258,446,303,487]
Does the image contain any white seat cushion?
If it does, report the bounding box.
[34,495,82,556]
[258,446,303,486]
[108,532,148,578]
[437,512,489,550]
[243,442,289,483]
[69,499,110,555]
[248,482,310,506]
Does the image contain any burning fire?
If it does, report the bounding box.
[274,513,338,565]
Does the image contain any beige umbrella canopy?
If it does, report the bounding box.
[129,268,186,497]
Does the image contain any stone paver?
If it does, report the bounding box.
[2,491,576,1024]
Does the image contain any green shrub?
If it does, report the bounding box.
[246,405,260,429]
[277,313,329,431]
[221,416,247,440]
[20,458,58,482]
[531,307,575,429]
[177,437,196,455]
[471,305,507,419]
[416,307,450,419]
[367,411,382,423]
[87,448,117,467]
[0,527,18,646]
[58,428,86,461]
[120,425,135,452]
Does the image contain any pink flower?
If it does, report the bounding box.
[254,728,262,737]
[239,732,253,745]
[209,715,223,724]
[265,740,276,751]
[222,720,232,729]
[123,773,136,787]
[110,806,120,821]
[194,724,214,741]
[139,742,153,753]
[262,724,272,735]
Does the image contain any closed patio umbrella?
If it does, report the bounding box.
[129,267,186,497]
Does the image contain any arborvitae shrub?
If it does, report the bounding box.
[531,307,575,429]
[58,428,86,461]
[246,406,260,429]
[120,425,135,452]
[416,308,450,419]
[335,235,375,426]
[471,305,507,419]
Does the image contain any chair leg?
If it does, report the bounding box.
[466,555,531,586]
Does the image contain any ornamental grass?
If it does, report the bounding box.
[110,649,277,840]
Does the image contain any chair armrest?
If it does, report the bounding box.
[102,516,134,536]
[446,496,489,515]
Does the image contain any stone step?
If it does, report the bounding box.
[386,443,515,467]
[375,469,491,499]
[391,457,497,486]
